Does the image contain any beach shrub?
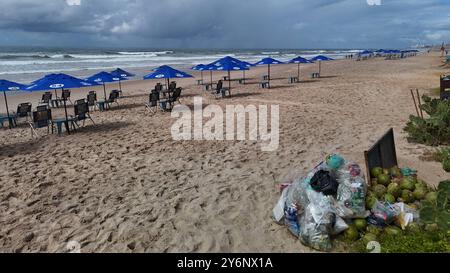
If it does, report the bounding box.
[404,96,450,146]
[343,229,449,253]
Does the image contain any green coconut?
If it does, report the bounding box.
[354,219,367,231]
[371,167,383,178]
[344,225,360,241]
[366,195,378,210]
[425,192,438,203]
[389,166,403,178]
[384,193,396,204]
[413,187,427,200]
[387,183,401,198]
[373,185,387,199]
[384,226,402,236]
[400,177,416,191]
[377,174,391,186]
[401,190,414,204]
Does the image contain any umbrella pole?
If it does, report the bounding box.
[268,64,271,89]
[228,70,231,95]
[243,70,246,84]
[210,71,213,86]
[319,61,322,76]
[62,88,70,135]
[103,83,107,101]
[3,90,12,129]
[298,63,300,79]
[119,80,122,92]
[201,71,203,82]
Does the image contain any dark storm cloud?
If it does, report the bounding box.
[0,0,448,48]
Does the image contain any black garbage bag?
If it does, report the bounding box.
[310,170,339,196]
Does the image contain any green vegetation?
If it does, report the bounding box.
[340,229,449,253]
[404,96,450,146]
[336,180,450,253]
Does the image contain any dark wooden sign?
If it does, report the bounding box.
[364,128,398,184]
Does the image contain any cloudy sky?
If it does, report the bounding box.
[0,0,448,49]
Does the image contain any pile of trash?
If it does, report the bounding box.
[272,154,436,251]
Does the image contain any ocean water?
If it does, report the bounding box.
[0,47,363,83]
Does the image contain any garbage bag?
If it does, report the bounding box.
[335,163,368,219]
[272,186,289,223]
[331,215,349,235]
[284,204,301,237]
[299,203,333,251]
[310,170,339,196]
[282,177,309,237]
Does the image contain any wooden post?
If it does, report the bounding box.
[410,89,420,117]
[416,89,424,119]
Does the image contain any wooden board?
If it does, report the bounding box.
[364,128,398,185]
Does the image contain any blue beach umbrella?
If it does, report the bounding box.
[238,61,254,83]
[86,71,126,100]
[192,64,207,83]
[110,68,135,78]
[310,55,334,62]
[26,73,99,134]
[288,57,312,79]
[206,56,249,91]
[0,80,26,129]
[110,68,135,92]
[310,55,334,75]
[143,65,193,89]
[253,57,285,87]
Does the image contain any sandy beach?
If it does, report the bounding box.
[0,52,448,253]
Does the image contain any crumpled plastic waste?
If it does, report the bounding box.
[367,200,399,227]
[392,202,419,230]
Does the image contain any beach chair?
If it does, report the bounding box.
[214,80,230,98]
[145,91,161,113]
[29,106,53,138]
[14,103,32,122]
[39,92,52,108]
[61,89,73,105]
[87,91,97,111]
[168,88,182,108]
[105,90,120,108]
[72,99,94,127]
[168,81,177,92]
[155,83,163,92]
[111,89,123,99]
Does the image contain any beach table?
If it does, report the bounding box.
[203,83,217,91]
[223,76,230,81]
[259,82,270,89]
[0,115,17,129]
[96,100,110,112]
[262,75,269,81]
[196,79,203,85]
[288,76,299,84]
[311,73,320,79]
[52,117,76,135]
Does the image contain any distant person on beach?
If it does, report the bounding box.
[441,45,446,57]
